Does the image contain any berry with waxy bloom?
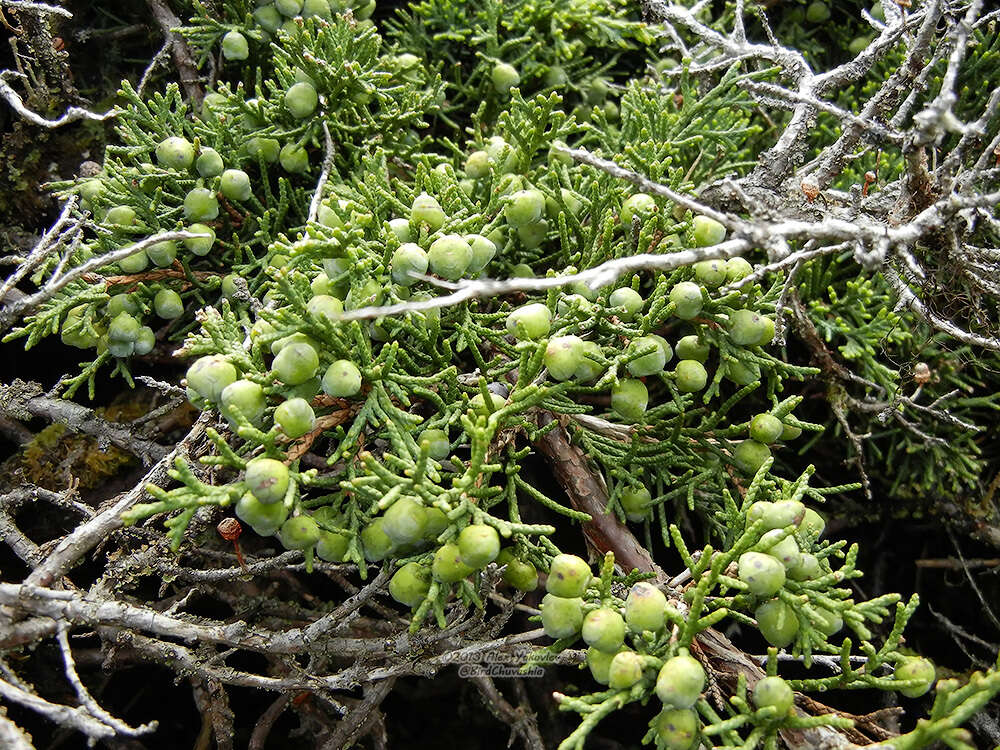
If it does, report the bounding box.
[625,582,667,633]
[546,553,592,597]
[221,30,249,61]
[274,398,316,439]
[752,676,794,715]
[285,81,319,118]
[582,607,627,653]
[738,552,786,596]
[389,562,432,608]
[655,653,705,708]
[541,593,584,639]
[458,524,501,569]
[156,136,195,170]
[608,651,645,690]
[894,657,936,698]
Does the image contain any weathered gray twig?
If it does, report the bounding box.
[56,626,158,737]
[0,229,211,332]
[0,0,70,15]
[0,379,169,464]
[885,266,1000,351]
[309,121,336,224]
[0,711,33,750]
[0,71,113,127]
[468,673,545,750]
[337,238,749,321]
[319,677,396,750]
[0,672,118,740]
[24,411,210,588]
[0,197,81,302]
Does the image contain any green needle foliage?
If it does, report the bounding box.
[6,0,1000,746]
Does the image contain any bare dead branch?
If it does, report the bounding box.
[309,121,336,224]
[319,677,396,750]
[24,411,210,588]
[0,379,169,464]
[56,626,158,737]
[0,0,71,16]
[0,229,213,332]
[469,673,545,750]
[144,0,204,103]
[0,71,113,127]
[0,711,33,750]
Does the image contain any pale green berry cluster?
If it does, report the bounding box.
[735,500,839,649]
[389,192,499,282]
[536,556,751,750]
[223,0,376,62]
[572,75,621,124]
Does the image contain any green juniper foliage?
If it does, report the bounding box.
[6,0,1000,747]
